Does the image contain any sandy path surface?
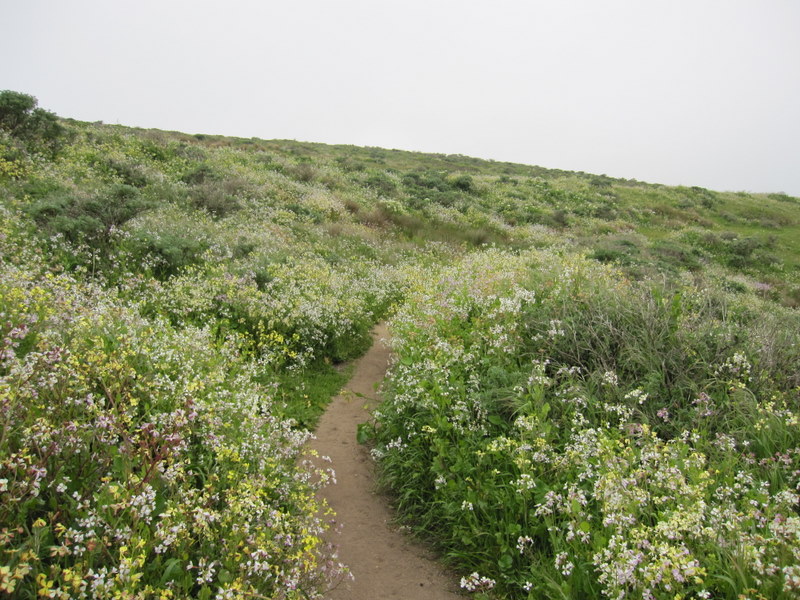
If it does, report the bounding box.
[308,324,464,600]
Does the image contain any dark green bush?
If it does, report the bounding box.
[0,90,65,156]
[138,138,171,162]
[401,170,462,208]
[334,155,365,172]
[590,175,614,188]
[591,248,626,263]
[255,152,285,173]
[174,142,207,161]
[285,162,317,183]
[546,209,569,228]
[127,231,208,279]
[19,175,64,199]
[401,170,450,192]
[0,91,36,132]
[27,184,148,247]
[232,237,258,258]
[690,185,717,208]
[651,240,703,271]
[451,174,475,192]
[681,230,780,272]
[106,158,149,187]
[589,238,640,267]
[364,171,398,196]
[768,192,798,204]
[188,181,242,218]
[181,163,216,185]
[592,204,618,220]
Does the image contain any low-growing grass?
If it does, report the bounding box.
[269,362,353,430]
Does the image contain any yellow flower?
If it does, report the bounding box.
[36,572,55,597]
[0,565,16,593]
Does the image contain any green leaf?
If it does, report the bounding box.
[498,553,513,571]
[160,558,183,584]
[218,569,232,584]
[356,422,372,444]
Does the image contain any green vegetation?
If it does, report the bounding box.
[0,90,65,157]
[372,251,800,598]
[0,92,798,598]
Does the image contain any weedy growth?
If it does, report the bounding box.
[1,90,798,598]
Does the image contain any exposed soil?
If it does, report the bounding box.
[308,324,464,600]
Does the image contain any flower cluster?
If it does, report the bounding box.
[371,248,800,598]
[460,572,496,592]
[0,256,356,598]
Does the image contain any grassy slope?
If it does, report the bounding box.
[120,124,800,291]
[8,118,799,413]
[2,114,799,599]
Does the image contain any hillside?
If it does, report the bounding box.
[1,93,799,599]
[67,124,800,300]
[6,111,799,301]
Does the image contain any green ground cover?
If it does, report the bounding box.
[370,250,800,599]
[1,91,798,598]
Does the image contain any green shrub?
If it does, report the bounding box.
[590,247,625,263]
[105,157,149,187]
[401,170,465,208]
[180,163,216,185]
[451,174,475,192]
[0,90,65,156]
[127,231,208,279]
[768,192,798,204]
[363,171,398,196]
[334,155,365,172]
[545,209,569,228]
[650,239,703,271]
[187,181,242,218]
[27,184,148,248]
[285,162,317,183]
[0,267,343,599]
[589,237,640,266]
[680,230,781,272]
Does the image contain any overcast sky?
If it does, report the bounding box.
[2,0,799,195]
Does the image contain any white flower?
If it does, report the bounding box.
[460,572,496,592]
[624,388,648,404]
[512,473,537,493]
[601,370,618,386]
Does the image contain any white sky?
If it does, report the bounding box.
[2,0,799,195]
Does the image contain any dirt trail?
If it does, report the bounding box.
[308,324,463,600]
